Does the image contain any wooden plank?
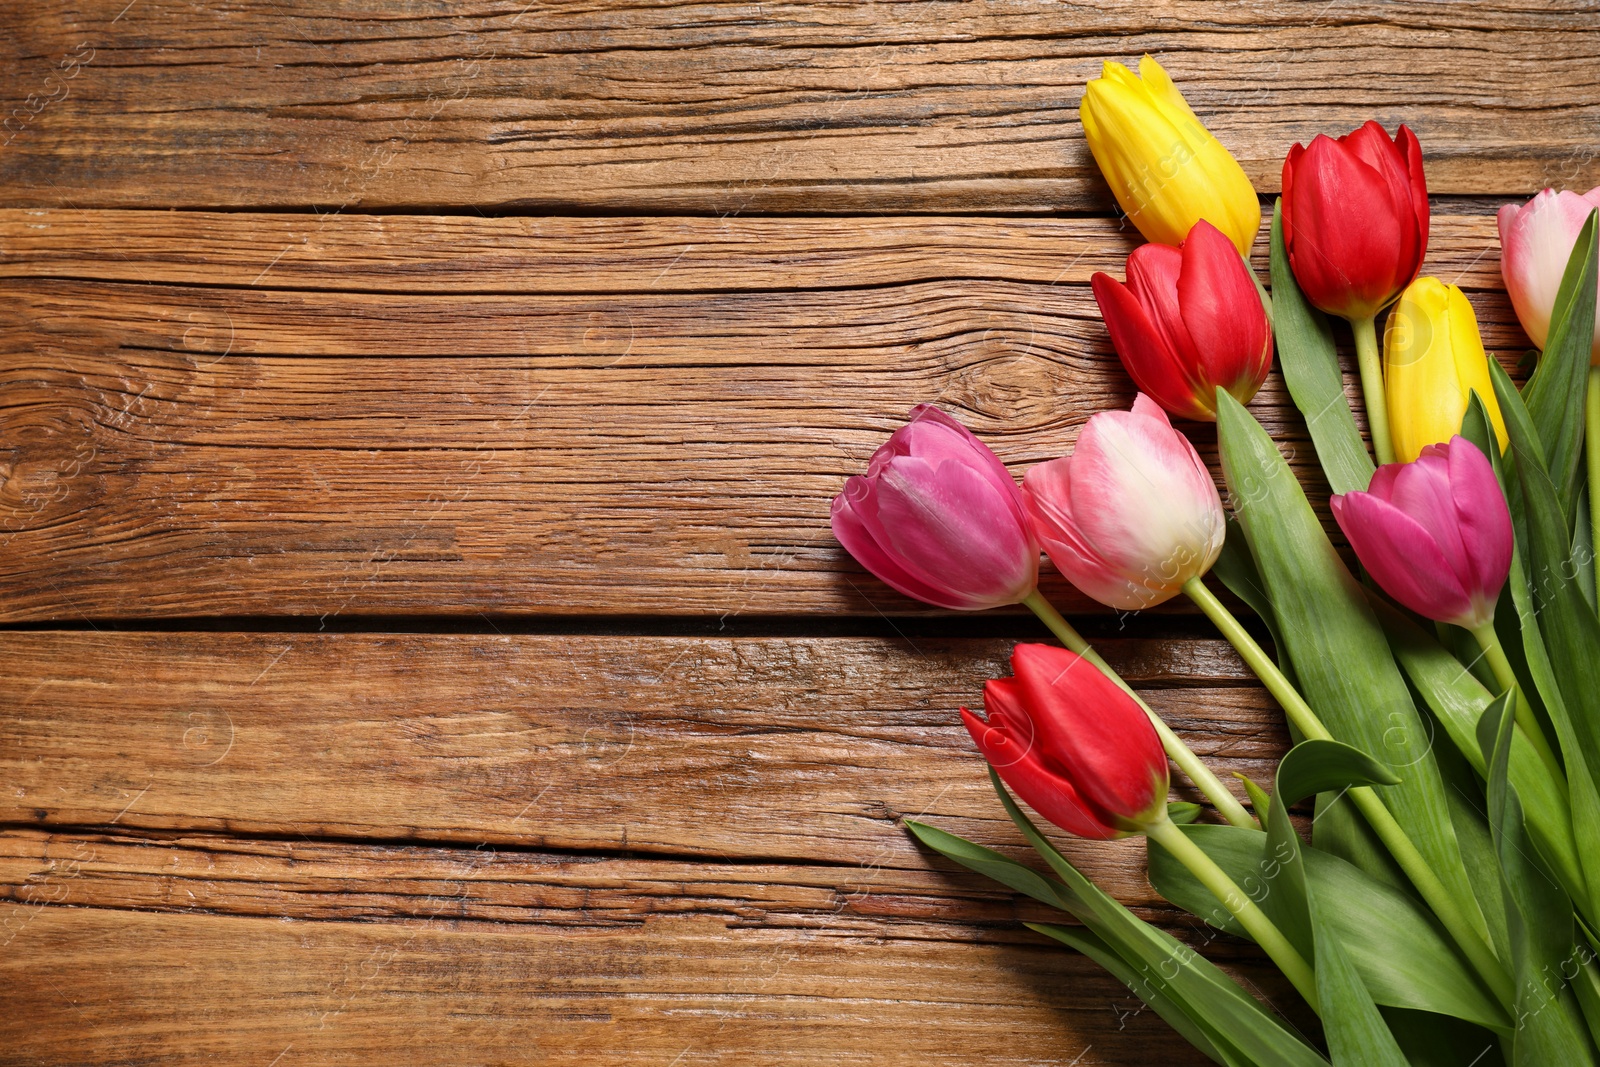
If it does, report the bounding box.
[0,212,1520,620]
[0,902,1265,1065]
[0,632,1283,866]
[1,3,1595,212]
[0,825,1206,933]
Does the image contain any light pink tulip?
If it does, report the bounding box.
[831,405,1039,610]
[1330,436,1512,630]
[1022,395,1224,611]
[1498,187,1600,363]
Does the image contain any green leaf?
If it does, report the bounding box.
[1381,1007,1505,1067]
[1571,954,1600,1056]
[903,819,1078,913]
[1027,923,1232,1067]
[1213,516,1300,692]
[1481,693,1597,1063]
[1374,597,1584,906]
[1575,484,1597,611]
[1236,774,1273,825]
[1169,801,1204,825]
[1306,866,1410,1066]
[1492,363,1600,765]
[1276,737,1401,801]
[1523,209,1598,513]
[1148,826,1511,1031]
[1466,386,1600,932]
[987,775,1331,1066]
[1215,389,1484,929]
[1267,198,1376,495]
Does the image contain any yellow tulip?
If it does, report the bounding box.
[1079,56,1261,255]
[1383,277,1509,463]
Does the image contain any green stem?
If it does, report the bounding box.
[1470,621,1565,784]
[1145,815,1319,1010]
[1351,314,1396,466]
[1021,590,1258,831]
[1183,577,1516,1008]
[1588,366,1600,609]
[1183,578,1330,743]
[1347,789,1515,1008]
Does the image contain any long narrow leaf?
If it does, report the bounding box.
[1215,390,1483,927]
[988,777,1331,1066]
[1523,210,1599,513]
[1027,923,1233,1067]
[1150,742,1507,1032]
[1266,199,1375,495]
[1375,598,1583,904]
[1481,695,1597,1063]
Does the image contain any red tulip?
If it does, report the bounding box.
[1330,437,1511,631]
[1090,219,1274,422]
[1281,121,1429,321]
[831,405,1039,610]
[961,643,1169,837]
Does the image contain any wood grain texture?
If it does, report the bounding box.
[0,630,1294,1064]
[1,2,1597,213]
[0,631,1282,867]
[0,902,1273,1065]
[0,211,1522,620]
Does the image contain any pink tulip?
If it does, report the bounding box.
[961,643,1168,839]
[831,405,1039,610]
[1330,436,1512,630]
[1498,187,1600,363]
[1022,395,1224,611]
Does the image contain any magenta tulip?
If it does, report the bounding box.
[961,643,1168,838]
[1330,436,1512,630]
[1497,187,1600,363]
[1090,219,1274,422]
[831,405,1039,610]
[1022,396,1224,611]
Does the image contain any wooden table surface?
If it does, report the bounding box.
[2,3,1597,1063]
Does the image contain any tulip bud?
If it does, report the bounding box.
[1090,219,1273,422]
[1330,437,1512,631]
[961,643,1169,837]
[1497,187,1600,363]
[1079,56,1261,255]
[1022,396,1224,611]
[1281,121,1428,321]
[1382,277,1509,463]
[831,405,1039,610]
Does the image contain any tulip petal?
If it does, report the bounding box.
[1386,450,1472,582]
[870,456,1038,605]
[1024,457,1167,610]
[1443,437,1513,613]
[960,705,1122,840]
[1284,129,1424,319]
[1176,219,1273,402]
[1092,269,1212,421]
[1010,643,1167,828]
[1067,403,1224,588]
[831,481,979,610]
[1395,125,1430,258]
[1342,122,1424,293]
[1498,188,1600,359]
[1331,490,1474,624]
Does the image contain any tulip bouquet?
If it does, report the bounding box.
[831,56,1600,1064]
